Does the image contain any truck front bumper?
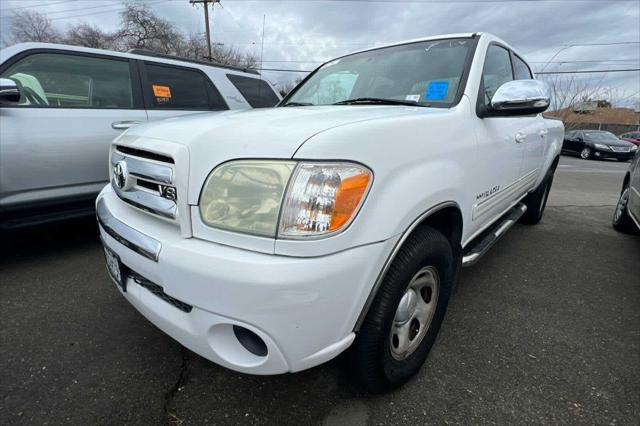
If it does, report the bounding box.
[97,186,397,374]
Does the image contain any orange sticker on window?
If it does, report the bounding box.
[152,85,172,98]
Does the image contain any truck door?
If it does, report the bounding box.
[0,50,147,212]
[138,61,228,122]
[512,54,546,189]
[470,44,526,233]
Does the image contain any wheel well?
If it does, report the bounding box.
[414,205,463,251]
[352,204,464,331]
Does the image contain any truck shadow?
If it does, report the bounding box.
[0,216,100,268]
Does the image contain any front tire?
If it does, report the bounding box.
[580,147,592,160]
[348,226,456,393]
[612,183,638,234]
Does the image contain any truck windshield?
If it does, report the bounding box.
[282,38,473,108]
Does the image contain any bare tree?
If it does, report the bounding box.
[540,73,607,125]
[7,2,264,70]
[277,78,302,97]
[115,2,185,54]
[63,24,115,50]
[9,10,60,43]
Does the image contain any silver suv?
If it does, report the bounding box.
[0,43,280,229]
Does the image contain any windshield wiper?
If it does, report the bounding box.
[333,97,424,107]
[281,101,314,107]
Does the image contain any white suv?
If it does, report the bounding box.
[97,33,563,392]
[0,43,280,228]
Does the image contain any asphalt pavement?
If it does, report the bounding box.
[1,155,638,425]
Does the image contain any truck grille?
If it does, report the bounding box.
[111,146,178,219]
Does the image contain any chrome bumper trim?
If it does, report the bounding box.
[97,197,161,262]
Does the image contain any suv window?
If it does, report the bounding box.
[144,63,225,110]
[513,55,532,80]
[481,45,513,104]
[226,74,279,108]
[1,52,134,108]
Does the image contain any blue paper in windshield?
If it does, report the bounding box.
[425,81,449,101]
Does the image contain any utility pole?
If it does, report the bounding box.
[190,0,220,61]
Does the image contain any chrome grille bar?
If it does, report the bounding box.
[111,152,173,184]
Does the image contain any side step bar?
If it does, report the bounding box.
[462,203,527,267]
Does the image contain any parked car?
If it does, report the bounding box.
[613,149,640,234]
[97,32,563,392]
[619,131,640,146]
[562,130,637,161]
[0,43,280,229]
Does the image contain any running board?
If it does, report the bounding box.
[462,203,527,267]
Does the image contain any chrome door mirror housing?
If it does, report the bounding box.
[489,79,550,116]
[0,78,21,103]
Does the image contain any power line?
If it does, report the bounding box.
[0,0,77,11]
[46,0,168,21]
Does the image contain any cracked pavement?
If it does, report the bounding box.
[1,156,638,425]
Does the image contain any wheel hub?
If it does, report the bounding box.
[389,266,440,360]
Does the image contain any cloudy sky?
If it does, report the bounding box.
[0,0,638,106]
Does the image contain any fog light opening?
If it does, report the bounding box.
[233,325,268,357]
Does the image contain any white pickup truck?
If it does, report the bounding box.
[97,32,563,392]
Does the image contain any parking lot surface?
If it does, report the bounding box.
[1,156,638,425]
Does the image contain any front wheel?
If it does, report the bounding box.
[580,147,592,160]
[348,226,456,393]
[613,184,638,234]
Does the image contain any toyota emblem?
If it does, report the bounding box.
[113,161,129,190]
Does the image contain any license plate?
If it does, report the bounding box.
[103,244,126,292]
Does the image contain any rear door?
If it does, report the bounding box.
[139,61,228,121]
[0,50,146,210]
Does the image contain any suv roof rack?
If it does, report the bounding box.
[127,49,260,75]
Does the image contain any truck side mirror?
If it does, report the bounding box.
[0,78,21,103]
[489,80,550,116]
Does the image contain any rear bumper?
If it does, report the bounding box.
[97,185,397,374]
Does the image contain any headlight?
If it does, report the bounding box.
[594,143,610,150]
[199,160,372,238]
[199,160,296,236]
[631,145,638,151]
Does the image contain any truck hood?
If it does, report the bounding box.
[124,105,438,204]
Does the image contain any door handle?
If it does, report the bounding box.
[515,132,527,143]
[539,129,548,137]
[112,120,140,130]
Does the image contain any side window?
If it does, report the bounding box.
[513,55,533,80]
[225,74,280,108]
[0,52,134,108]
[481,45,513,104]
[144,63,222,110]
